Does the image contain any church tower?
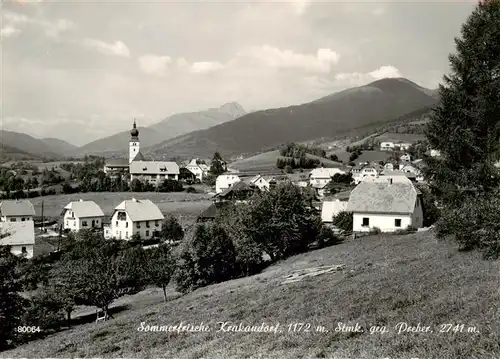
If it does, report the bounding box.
[129,119,140,164]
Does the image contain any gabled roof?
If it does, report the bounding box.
[131,151,149,162]
[0,221,35,246]
[129,161,180,175]
[347,182,418,214]
[310,167,345,178]
[197,201,234,220]
[105,158,129,167]
[0,200,36,217]
[113,198,164,221]
[214,181,257,198]
[63,200,105,218]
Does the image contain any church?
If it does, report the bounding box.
[103,120,179,185]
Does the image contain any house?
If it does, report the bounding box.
[0,200,36,222]
[321,196,348,224]
[395,142,412,151]
[400,153,411,162]
[380,142,395,151]
[62,199,105,232]
[312,182,329,198]
[179,167,197,183]
[379,170,417,183]
[0,220,35,258]
[186,159,210,182]
[216,174,241,194]
[213,181,258,202]
[429,149,441,157]
[246,175,276,191]
[352,165,379,184]
[309,167,346,186]
[346,180,423,233]
[103,158,130,177]
[129,161,179,185]
[104,198,164,240]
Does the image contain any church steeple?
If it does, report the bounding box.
[130,118,139,140]
[129,119,140,163]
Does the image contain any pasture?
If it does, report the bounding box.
[374,132,427,143]
[30,192,213,226]
[5,231,499,358]
[230,150,343,172]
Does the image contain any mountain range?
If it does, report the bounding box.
[0,78,439,162]
[144,78,439,159]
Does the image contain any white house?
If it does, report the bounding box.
[430,149,441,157]
[321,198,348,224]
[216,174,241,194]
[396,142,412,151]
[399,163,424,182]
[0,220,35,258]
[380,142,395,151]
[105,198,164,240]
[62,199,105,232]
[352,166,379,184]
[347,180,423,233]
[0,200,36,222]
[129,161,179,185]
[186,159,210,182]
[309,167,346,186]
[400,153,411,162]
[247,175,275,191]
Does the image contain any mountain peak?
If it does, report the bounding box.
[216,102,246,119]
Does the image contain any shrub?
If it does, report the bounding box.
[370,227,381,235]
[332,211,353,232]
[317,226,343,248]
[186,186,197,193]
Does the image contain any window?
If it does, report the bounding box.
[66,221,68,226]
[362,217,369,227]
[82,221,88,227]
[115,221,118,226]
[10,218,16,222]
[126,222,128,228]
[155,220,159,227]
[21,247,27,254]
[395,219,402,227]
[125,231,128,239]
[21,217,25,222]
[137,222,141,229]
[146,230,150,237]
[146,221,150,228]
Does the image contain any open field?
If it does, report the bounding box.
[30,192,213,226]
[374,132,427,143]
[231,150,343,172]
[5,231,499,358]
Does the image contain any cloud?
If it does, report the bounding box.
[2,10,74,39]
[138,55,172,76]
[236,45,340,73]
[1,26,21,38]
[335,65,402,85]
[190,61,225,74]
[82,38,131,57]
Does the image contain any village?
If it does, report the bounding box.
[0,120,444,259]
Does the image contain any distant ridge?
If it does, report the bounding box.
[145,77,439,159]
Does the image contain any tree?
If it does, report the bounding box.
[425,0,500,206]
[146,244,176,302]
[0,247,27,350]
[332,211,353,232]
[424,0,500,257]
[329,154,339,162]
[209,152,226,176]
[160,215,184,243]
[130,178,143,192]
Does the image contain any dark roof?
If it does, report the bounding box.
[197,201,234,220]
[214,181,258,198]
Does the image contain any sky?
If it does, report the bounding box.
[1,0,477,146]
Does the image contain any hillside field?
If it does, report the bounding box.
[30,192,213,225]
[4,231,499,358]
[230,150,342,172]
[374,133,427,143]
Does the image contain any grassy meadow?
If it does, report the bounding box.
[4,230,499,358]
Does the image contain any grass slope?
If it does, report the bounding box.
[5,231,499,358]
[230,150,342,172]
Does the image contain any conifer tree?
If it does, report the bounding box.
[425,0,500,205]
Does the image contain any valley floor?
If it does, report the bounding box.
[4,231,500,358]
